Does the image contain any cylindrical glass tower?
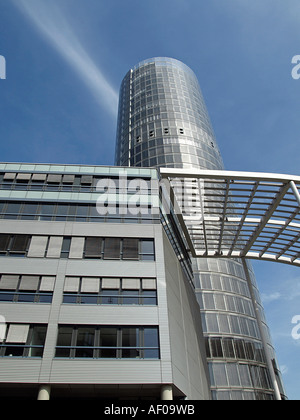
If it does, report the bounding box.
[115,57,285,400]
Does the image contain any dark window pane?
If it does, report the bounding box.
[85,237,102,258]
[122,290,139,305]
[38,294,53,303]
[144,349,159,359]
[122,348,140,358]
[100,328,117,347]
[0,292,14,301]
[10,235,30,252]
[23,203,38,215]
[77,205,89,216]
[55,348,70,357]
[99,348,116,358]
[103,238,121,259]
[6,203,21,214]
[30,326,47,347]
[5,346,24,357]
[0,235,10,252]
[122,238,139,260]
[80,295,98,305]
[223,338,235,358]
[61,237,71,258]
[122,328,138,348]
[63,294,78,304]
[75,348,94,358]
[210,338,223,358]
[57,327,73,347]
[76,328,95,347]
[17,293,36,303]
[142,291,157,305]
[40,204,55,215]
[101,290,119,305]
[56,205,69,215]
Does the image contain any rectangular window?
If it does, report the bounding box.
[0,324,47,358]
[0,274,55,303]
[60,237,71,259]
[103,238,121,259]
[85,237,102,258]
[99,327,118,358]
[55,326,160,359]
[122,238,139,260]
[140,239,155,260]
[0,235,10,253]
[10,235,30,254]
[62,277,157,306]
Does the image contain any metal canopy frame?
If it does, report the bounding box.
[160,168,300,267]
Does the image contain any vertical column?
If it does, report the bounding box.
[161,385,173,400]
[37,385,51,400]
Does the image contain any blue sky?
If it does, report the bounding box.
[0,0,300,399]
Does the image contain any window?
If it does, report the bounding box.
[60,237,71,259]
[85,237,102,258]
[84,238,155,261]
[205,337,266,364]
[140,239,155,260]
[0,235,31,256]
[104,238,121,259]
[0,324,47,357]
[122,238,139,260]
[0,274,55,303]
[0,235,10,253]
[0,199,159,224]
[55,325,160,359]
[62,277,157,306]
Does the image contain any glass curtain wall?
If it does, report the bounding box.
[115,57,285,400]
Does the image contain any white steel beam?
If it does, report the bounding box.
[159,168,300,267]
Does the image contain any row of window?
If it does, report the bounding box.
[0,324,160,360]
[0,274,55,303]
[0,275,158,306]
[199,292,255,317]
[0,174,153,194]
[56,326,160,359]
[212,389,274,401]
[0,235,155,261]
[0,324,47,357]
[195,273,250,298]
[0,201,158,223]
[205,337,266,364]
[209,362,272,391]
[202,312,260,339]
[0,172,152,186]
[63,277,157,306]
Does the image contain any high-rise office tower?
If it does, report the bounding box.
[115,57,286,400]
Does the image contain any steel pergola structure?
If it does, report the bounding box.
[160,168,300,267]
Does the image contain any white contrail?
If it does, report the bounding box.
[13,0,119,117]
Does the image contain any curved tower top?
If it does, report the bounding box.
[115,56,223,170]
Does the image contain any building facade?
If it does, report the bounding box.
[115,57,286,400]
[0,163,211,400]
